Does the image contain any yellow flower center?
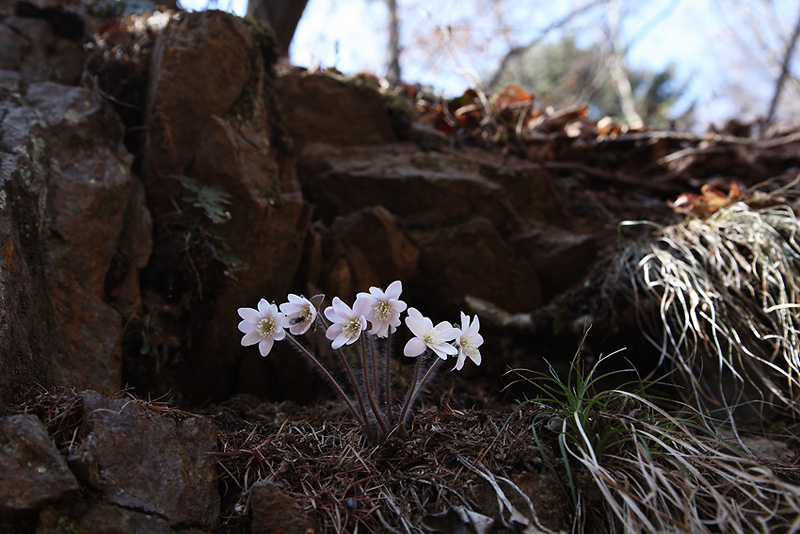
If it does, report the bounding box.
[461,337,479,357]
[343,318,362,338]
[423,330,442,346]
[257,317,276,338]
[374,301,392,322]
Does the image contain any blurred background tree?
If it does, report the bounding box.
[488,35,684,128]
[179,0,800,131]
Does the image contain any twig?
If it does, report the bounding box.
[766,5,800,124]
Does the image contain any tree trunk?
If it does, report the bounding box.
[247,0,309,55]
[386,0,401,81]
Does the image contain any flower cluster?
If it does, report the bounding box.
[237,281,482,440]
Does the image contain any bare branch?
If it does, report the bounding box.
[487,0,606,88]
[604,0,643,128]
[766,6,800,124]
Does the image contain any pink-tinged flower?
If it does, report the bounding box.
[359,280,407,338]
[279,294,317,335]
[453,312,483,370]
[403,307,460,360]
[238,299,288,356]
[324,295,371,350]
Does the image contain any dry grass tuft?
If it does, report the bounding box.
[510,352,800,534]
[622,198,800,421]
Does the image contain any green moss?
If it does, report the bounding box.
[241,16,279,74]
[56,515,78,534]
[3,442,21,458]
[259,181,281,203]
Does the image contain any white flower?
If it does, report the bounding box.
[279,294,317,335]
[359,280,407,338]
[403,307,460,360]
[324,295,371,350]
[238,299,288,356]
[453,312,483,370]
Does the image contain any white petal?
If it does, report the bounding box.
[241,330,262,346]
[460,311,470,331]
[431,345,454,360]
[238,307,262,323]
[279,301,298,315]
[290,321,310,335]
[238,319,255,334]
[384,280,402,299]
[324,305,339,323]
[470,351,482,366]
[287,294,305,305]
[257,298,270,315]
[368,286,385,299]
[405,308,433,336]
[258,337,274,356]
[435,322,460,342]
[332,297,352,319]
[332,331,350,350]
[370,321,390,338]
[391,299,408,313]
[352,294,373,317]
[439,343,458,355]
[325,324,342,341]
[404,338,426,357]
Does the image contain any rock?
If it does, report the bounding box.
[324,205,420,297]
[106,177,153,320]
[411,217,542,313]
[249,480,315,534]
[37,502,174,534]
[511,225,598,303]
[137,10,314,403]
[143,10,254,213]
[68,391,219,529]
[297,143,557,313]
[0,6,87,85]
[0,74,142,398]
[0,414,79,515]
[276,71,397,147]
[299,143,523,235]
[474,150,566,223]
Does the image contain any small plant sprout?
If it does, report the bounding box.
[236,281,482,440]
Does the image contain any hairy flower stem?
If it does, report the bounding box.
[318,312,373,438]
[385,329,394,425]
[369,335,379,410]
[401,356,443,425]
[334,347,374,440]
[398,351,425,425]
[360,335,389,439]
[285,334,365,428]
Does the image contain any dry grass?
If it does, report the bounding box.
[7,385,799,533]
[211,396,567,533]
[620,198,800,421]
[510,351,800,534]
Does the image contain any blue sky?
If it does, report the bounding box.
[179,0,800,129]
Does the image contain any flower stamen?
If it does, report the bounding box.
[423,330,443,346]
[343,318,363,339]
[374,301,392,322]
[257,318,277,338]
